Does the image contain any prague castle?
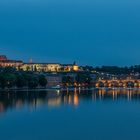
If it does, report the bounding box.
[21,63,61,72]
[0,55,23,68]
[0,55,79,72]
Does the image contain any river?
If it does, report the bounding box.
[0,88,140,140]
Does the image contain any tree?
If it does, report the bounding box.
[0,73,16,88]
[75,73,92,85]
[38,75,47,87]
[16,74,27,88]
[3,67,16,73]
[28,75,39,89]
[62,76,74,85]
[0,74,7,89]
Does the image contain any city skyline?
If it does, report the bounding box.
[1,1,140,140]
[0,50,140,67]
[0,0,140,66]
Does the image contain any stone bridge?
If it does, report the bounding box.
[94,79,140,88]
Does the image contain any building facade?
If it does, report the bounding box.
[61,62,79,72]
[0,55,23,68]
[21,62,79,72]
[0,55,79,72]
[20,63,61,72]
[46,74,62,86]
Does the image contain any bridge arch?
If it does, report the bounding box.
[108,81,119,87]
[125,81,135,88]
[96,81,105,87]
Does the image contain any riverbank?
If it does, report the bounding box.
[0,86,140,92]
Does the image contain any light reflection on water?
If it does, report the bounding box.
[0,88,140,114]
[1,89,140,140]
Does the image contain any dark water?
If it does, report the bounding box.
[0,88,140,140]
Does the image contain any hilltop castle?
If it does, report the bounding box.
[0,55,79,72]
[0,55,23,68]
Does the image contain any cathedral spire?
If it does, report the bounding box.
[29,58,33,64]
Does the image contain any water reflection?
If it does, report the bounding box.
[0,88,140,114]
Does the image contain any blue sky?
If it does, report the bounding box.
[0,0,140,66]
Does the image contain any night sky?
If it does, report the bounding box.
[0,0,140,66]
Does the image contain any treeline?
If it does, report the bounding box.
[62,73,92,86]
[0,67,47,89]
[82,65,140,74]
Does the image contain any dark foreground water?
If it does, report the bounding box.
[0,88,140,140]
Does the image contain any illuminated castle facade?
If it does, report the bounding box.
[21,62,79,72]
[61,62,79,72]
[0,55,23,68]
[21,63,61,72]
[0,55,79,72]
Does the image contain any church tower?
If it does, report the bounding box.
[29,58,33,64]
